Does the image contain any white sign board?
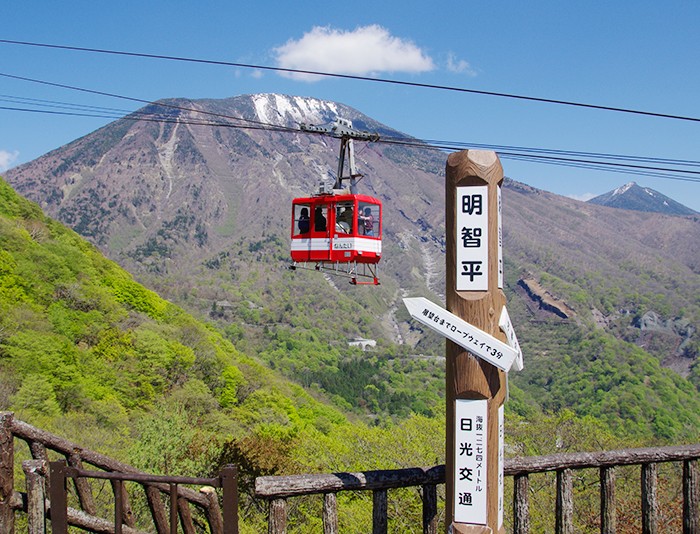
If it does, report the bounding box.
[456,186,488,291]
[498,306,524,371]
[454,399,488,524]
[403,297,518,372]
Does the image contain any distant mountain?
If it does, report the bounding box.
[588,181,698,216]
[5,93,700,440]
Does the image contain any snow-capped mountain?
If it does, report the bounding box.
[588,181,697,216]
[4,94,700,374]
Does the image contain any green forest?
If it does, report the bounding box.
[1,176,698,532]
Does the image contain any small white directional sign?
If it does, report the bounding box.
[499,307,523,371]
[403,297,518,372]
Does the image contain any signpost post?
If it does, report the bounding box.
[445,150,508,533]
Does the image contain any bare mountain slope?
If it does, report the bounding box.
[502,180,700,375]
[6,95,445,287]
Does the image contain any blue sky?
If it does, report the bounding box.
[1,0,699,211]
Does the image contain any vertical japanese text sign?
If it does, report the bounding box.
[445,150,507,534]
[454,399,488,524]
[456,186,489,291]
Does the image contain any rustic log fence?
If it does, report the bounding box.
[0,411,238,533]
[2,411,699,533]
[255,444,700,534]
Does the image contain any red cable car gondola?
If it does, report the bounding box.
[291,193,382,260]
[289,118,382,285]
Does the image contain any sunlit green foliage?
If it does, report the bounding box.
[0,177,355,460]
[258,327,444,417]
[1,175,698,532]
[512,321,700,441]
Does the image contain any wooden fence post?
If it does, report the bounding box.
[0,412,15,534]
[48,461,68,534]
[323,493,338,534]
[372,488,388,534]
[642,463,658,534]
[23,460,47,534]
[268,498,287,534]
[513,474,530,534]
[555,468,573,534]
[600,466,616,534]
[220,464,239,534]
[422,484,438,534]
[683,459,698,534]
[445,150,507,534]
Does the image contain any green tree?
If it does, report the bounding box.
[11,374,61,418]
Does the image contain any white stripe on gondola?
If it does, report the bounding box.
[291,237,381,254]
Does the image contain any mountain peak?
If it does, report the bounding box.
[588,182,697,216]
[613,181,637,196]
[250,93,340,127]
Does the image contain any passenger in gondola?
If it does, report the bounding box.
[298,207,310,234]
[337,206,353,233]
[359,207,374,236]
[314,206,327,232]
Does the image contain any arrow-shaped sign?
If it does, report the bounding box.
[499,306,523,371]
[403,297,518,372]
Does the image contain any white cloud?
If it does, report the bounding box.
[0,150,19,173]
[446,52,477,76]
[567,192,597,202]
[274,25,435,82]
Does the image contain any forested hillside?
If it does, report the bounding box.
[0,176,348,452]
[2,175,699,531]
[0,176,449,530]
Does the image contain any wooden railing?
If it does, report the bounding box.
[3,410,699,533]
[0,412,236,533]
[508,445,700,534]
[255,444,700,534]
[48,461,238,534]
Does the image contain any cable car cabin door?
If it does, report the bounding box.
[329,197,359,263]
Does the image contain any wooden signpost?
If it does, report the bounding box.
[403,149,519,532]
[445,149,508,533]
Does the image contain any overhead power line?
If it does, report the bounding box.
[3,97,698,184]
[0,72,295,133]
[1,73,699,184]
[1,38,699,124]
[378,137,700,183]
[0,102,297,135]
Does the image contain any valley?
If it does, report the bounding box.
[5,93,699,421]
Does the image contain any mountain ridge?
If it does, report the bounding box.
[5,93,699,435]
